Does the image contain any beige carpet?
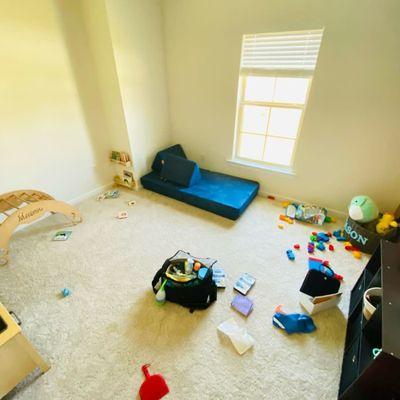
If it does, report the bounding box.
[0,189,368,400]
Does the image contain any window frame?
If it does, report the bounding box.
[232,69,313,171]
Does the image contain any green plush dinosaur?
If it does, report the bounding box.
[348,195,379,223]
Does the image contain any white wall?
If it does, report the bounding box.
[106,0,171,180]
[0,0,113,201]
[162,0,400,213]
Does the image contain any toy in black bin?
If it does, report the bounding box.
[152,250,217,312]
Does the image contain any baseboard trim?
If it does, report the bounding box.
[69,182,113,205]
[258,190,346,219]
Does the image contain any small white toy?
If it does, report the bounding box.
[116,211,128,219]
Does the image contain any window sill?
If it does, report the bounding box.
[226,158,296,176]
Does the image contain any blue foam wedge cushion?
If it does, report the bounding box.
[160,153,201,187]
[151,144,187,172]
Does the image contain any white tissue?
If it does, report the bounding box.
[217,318,254,355]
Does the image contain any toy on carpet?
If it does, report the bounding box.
[61,288,71,297]
[272,305,316,334]
[127,200,136,206]
[348,195,379,223]
[116,211,128,219]
[316,242,325,251]
[308,257,343,281]
[139,364,169,400]
[285,202,327,225]
[307,243,315,254]
[279,214,294,224]
[294,244,300,250]
[52,231,72,241]
[328,244,334,251]
[333,230,347,241]
[267,195,275,200]
[97,190,120,201]
[217,318,255,355]
[155,280,167,305]
[234,273,256,295]
[286,249,295,261]
[278,224,284,229]
[376,213,398,235]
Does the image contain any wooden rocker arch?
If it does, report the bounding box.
[0,190,82,265]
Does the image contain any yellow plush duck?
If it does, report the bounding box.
[376,213,398,235]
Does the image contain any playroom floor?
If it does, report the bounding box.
[0,189,368,400]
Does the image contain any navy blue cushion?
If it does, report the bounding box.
[151,144,186,172]
[141,168,259,220]
[160,154,201,187]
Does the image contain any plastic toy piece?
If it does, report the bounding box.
[117,211,128,219]
[308,257,343,281]
[353,251,362,259]
[316,242,325,251]
[128,200,136,206]
[0,190,82,266]
[267,195,275,200]
[193,262,202,272]
[326,232,332,237]
[307,243,315,254]
[328,244,335,251]
[322,260,330,267]
[139,364,169,400]
[281,201,290,208]
[286,250,295,261]
[61,288,71,297]
[272,305,316,334]
[310,235,317,242]
[325,216,336,223]
[294,244,300,250]
[278,224,284,229]
[279,214,294,224]
[317,232,330,242]
[337,236,347,242]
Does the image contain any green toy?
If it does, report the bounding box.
[348,195,379,223]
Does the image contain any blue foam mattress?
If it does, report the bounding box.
[141,169,259,220]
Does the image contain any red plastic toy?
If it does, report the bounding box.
[294,244,300,250]
[139,364,169,400]
[328,244,334,251]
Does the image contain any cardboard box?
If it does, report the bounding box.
[300,291,342,315]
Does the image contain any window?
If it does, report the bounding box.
[233,30,323,170]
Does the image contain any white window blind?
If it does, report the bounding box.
[241,30,323,72]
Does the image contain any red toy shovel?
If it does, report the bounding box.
[139,364,169,400]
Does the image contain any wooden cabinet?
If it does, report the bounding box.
[0,303,50,398]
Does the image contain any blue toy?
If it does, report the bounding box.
[317,232,330,242]
[308,257,343,281]
[61,288,71,297]
[272,305,316,334]
[316,242,326,251]
[286,249,295,261]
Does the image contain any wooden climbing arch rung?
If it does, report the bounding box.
[0,190,82,265]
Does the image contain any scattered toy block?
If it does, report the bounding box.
[267,195,275,200]
[278,224,284,229]
[317,232,330,242]
[61,288,71,297]
[286,249,295,261]
[326,232,332,237]
[281,201,290,208]
[312,231,317,236]
[316,242,326,251]
[337,236,347,242]
[279,214,294,224]
[322,260,330,267]
[310,235,317,242]
[294,244,300,250]
[328,244,335,251]
[353,251,362,259]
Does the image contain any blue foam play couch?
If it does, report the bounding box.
[140,145,259,220]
